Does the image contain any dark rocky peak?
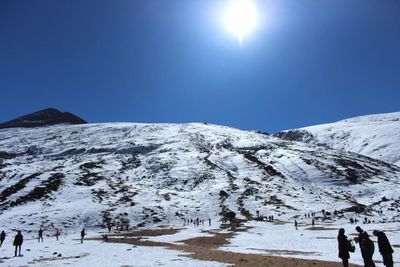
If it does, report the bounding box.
[0,108,87,129]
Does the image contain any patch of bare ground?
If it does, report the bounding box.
[304,226,339,231]
[28,252,90,264]
[91,227,363,267]
[109,227,181,237]
[272,219,288,225]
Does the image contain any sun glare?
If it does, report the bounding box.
[224,0,258,46]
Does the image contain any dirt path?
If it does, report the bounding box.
[90,228,362,267]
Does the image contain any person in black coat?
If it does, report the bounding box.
[0,231,5,247]
[38,228,44,243]
[80,228,85,243]
[338,228,350,267]
[373,230,394,267]
[13,231,23,257]
[355,226,375,267]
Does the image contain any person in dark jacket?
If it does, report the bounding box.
[13,231,23,257]
[0,231,5,247]
[338,228,350,267]
[373,230,394,267]
[80,228,86,243]
[38,228,44,243]
[355,226,375,267]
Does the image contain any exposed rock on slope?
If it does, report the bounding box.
[0,108,87,129]
[275,112,400,166]
[1,122,399,231]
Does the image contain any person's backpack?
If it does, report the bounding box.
[348,240,356,253]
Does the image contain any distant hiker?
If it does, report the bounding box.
[0,230,5,247]
[107,223,112,233]
[355,226,375,267]
[338,228,352,267]
[55,228,61,240]
[38,228,43,243]
[294,220,298,230]
[373,230,394,267]
[102,234,109,242]
[13,231,23,257]
[80,228,86,243]
[208,218,211,226]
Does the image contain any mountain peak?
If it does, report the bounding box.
[0,108,87,129]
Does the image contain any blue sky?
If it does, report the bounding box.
[1,0,399,133]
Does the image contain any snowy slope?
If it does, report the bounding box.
[0,122,400,233]
[275,112,400,166]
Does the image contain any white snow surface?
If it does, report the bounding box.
[280,112,400,166]
[221,220,400,266]
[0,230,228,267]
[0,122,400,233]
[1,222,399,266]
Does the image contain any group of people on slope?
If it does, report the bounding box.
[0,228,87,257]
[338,226,394,267]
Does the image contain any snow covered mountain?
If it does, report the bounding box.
[0,108,87,129]
[275,112,400,166]
[1,122,399,233]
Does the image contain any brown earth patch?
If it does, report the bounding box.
[90,227,363,267]
[304,226,339,231]
[28,252,90,264]
[109,227,181,237]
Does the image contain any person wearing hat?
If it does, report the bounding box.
[355,226,375,267]
[373,230,394,267]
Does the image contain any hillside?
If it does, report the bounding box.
[275,112,400,166]
[1,122,399,232]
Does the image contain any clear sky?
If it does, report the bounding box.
[1,0,399,133]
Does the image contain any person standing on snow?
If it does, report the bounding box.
[373,230,394,267]
[0,230,5,247]
[355,226,375,267]
[80,228,86,243]
[13,231,23,257]
[337,228,351,267]
[38,228,44,243]
[55,228,61,241]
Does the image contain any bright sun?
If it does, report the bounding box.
[223,0,258,46]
